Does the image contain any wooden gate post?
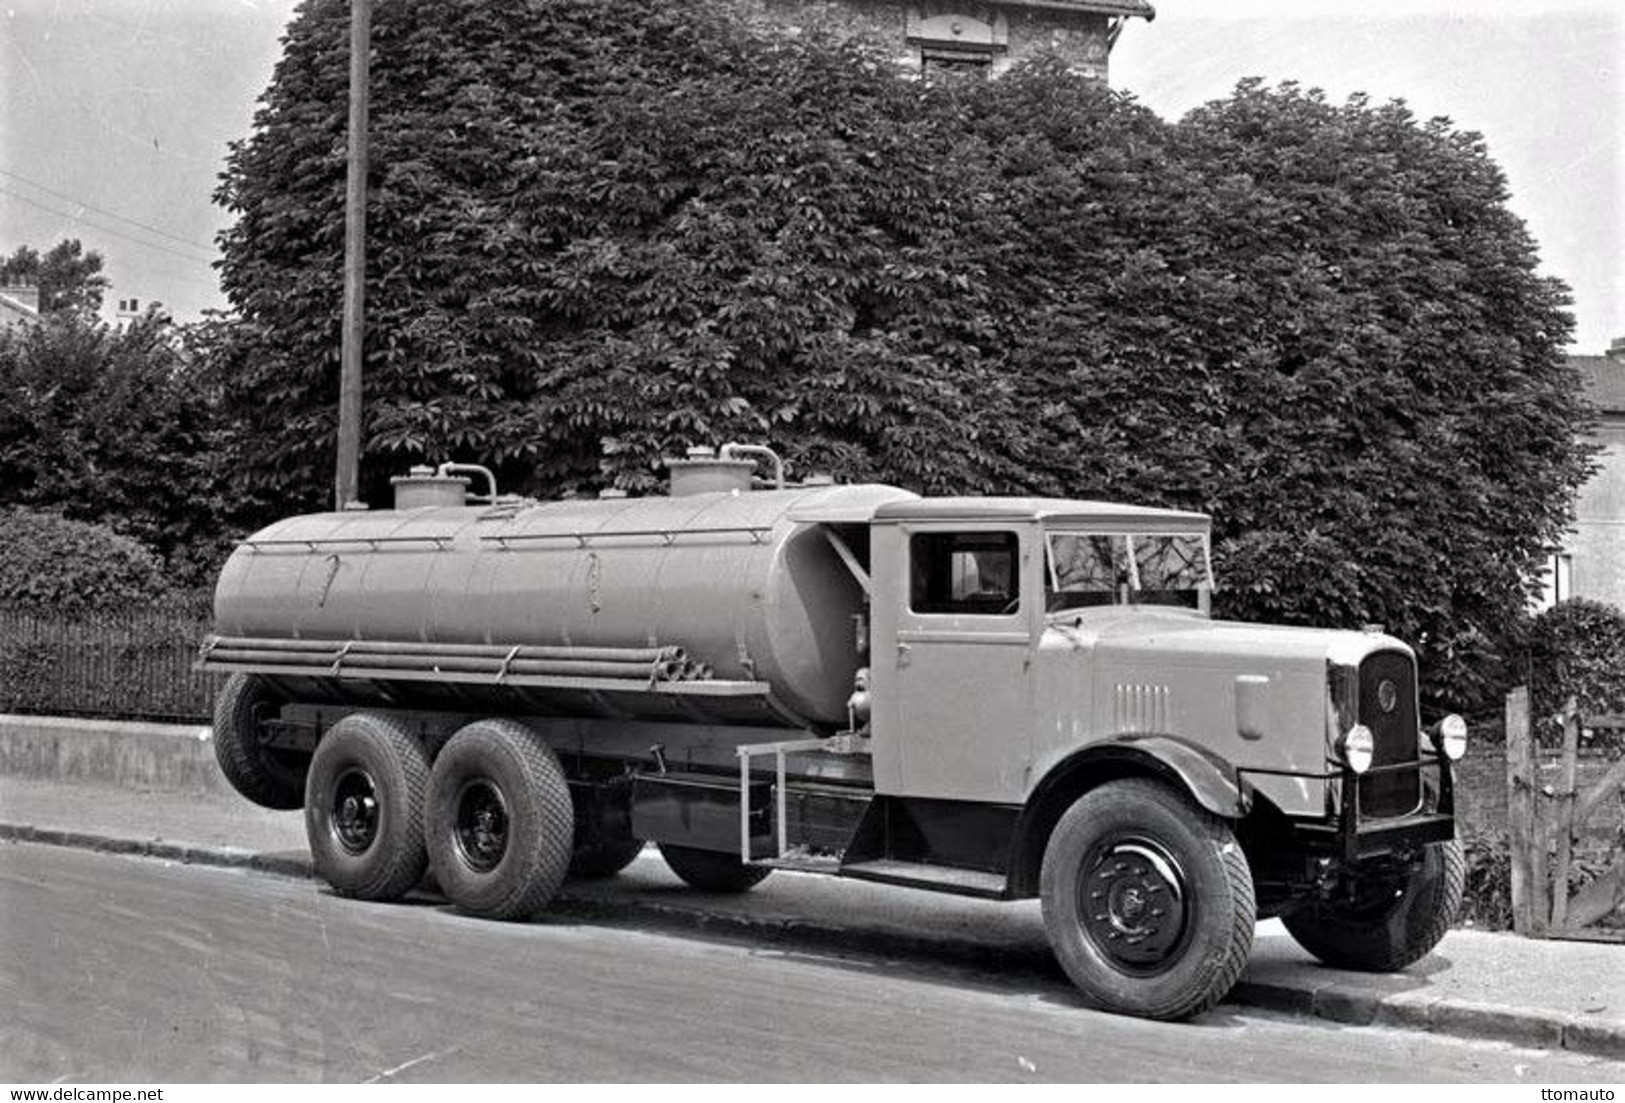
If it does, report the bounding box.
[1548,701,1581,930]
[1505,686,1547,936]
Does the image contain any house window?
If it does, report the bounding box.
[910,531,1020,615]
[1534,552,1573,611]
[920,48,993,77]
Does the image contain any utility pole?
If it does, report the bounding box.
[335,0,371,510]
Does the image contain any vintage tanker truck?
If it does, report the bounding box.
[201,443,1467,1021]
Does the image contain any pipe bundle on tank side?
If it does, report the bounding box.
[199,636,711,684]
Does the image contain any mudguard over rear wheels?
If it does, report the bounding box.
[1040,778,1255,1021]
[213,673,308,810]
[1282,838,1464,972]
[304,711,430,901]
[426,719,574,921]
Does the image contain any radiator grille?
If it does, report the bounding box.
[1357,649,1421,817]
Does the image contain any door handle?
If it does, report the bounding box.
[896,641,911,666]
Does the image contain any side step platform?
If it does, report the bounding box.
[754,851,1008,900]
[838,859,1007,899]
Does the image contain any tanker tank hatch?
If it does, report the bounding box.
[667,442,787,497]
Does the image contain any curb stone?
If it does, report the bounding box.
[2,821,1622,1062]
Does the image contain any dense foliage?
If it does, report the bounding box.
[0,310,236,586]
[213,0,1592,710]
[1527,598,1625,747]
[0,509,170,612]
[0,240,109,315]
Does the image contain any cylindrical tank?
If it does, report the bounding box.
[213,483,913,725]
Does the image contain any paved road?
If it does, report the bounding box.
[2,843,1621,1083]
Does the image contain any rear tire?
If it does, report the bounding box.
[304,712,430,901]
[658,844,771,893]
[569,838,645,880]
[1040,778,1255,1021]
[426,719,574,921]
[1283,838,1464,971]
[213,673,308,810]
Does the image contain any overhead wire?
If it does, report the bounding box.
[0,185,218,267]
[0,167,217,254]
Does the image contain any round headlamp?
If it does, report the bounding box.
[1433,714,1468,761]
[1338,724,1375,774]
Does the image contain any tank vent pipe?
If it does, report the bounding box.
[436,462,498,503]
[719,442,785,490]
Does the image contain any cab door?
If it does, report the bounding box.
[870,522,1038,802]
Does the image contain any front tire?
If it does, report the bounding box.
[1040,778,1255,1021]
[1283,838,1464,971]
[658,844,772,893]
[304,712,430,901]
[426,719,574,921]
[213,673,308,810]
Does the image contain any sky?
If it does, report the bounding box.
[0,0,1619,352]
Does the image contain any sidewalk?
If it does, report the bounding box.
[1,771,1621,1060]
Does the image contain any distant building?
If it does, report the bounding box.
[740,0,1154,80]
[0,283,41,330]
[1541,338,1625,610]
[115,297,144,328]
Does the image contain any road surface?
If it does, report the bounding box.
[1,842,1620,1082]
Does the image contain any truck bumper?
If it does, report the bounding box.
[1252,751,1458,863]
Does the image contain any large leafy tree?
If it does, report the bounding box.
[216,0,1012,504]
[214,1,1591,709]
[0,239,110,315]
[953,75,1590,707]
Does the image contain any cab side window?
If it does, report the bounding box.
[910,531,1020,615]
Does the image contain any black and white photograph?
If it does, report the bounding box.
[1,0,1622,1087]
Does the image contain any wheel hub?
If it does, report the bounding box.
[331,768,380,855]
[1081,839,1190,975]
[454,780,509,873]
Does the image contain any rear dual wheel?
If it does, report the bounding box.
[426,719,574,921]
[304,712,430,901]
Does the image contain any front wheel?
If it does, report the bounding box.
[1282,838,1464,972]
[1040,778,1255,1021]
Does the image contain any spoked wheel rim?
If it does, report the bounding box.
[331,767,381,855]
[1078,835,1192,976]
[453,779,510,873]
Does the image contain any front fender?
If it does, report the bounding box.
[1005,734,1254,898]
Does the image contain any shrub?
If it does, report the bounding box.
[0,509,170,613]
[1527,598,1625,748]
[1458,832,1513,930]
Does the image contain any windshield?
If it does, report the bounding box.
[1046,531,1212,611]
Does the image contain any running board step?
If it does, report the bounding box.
[758,853,844,875]
[838,859,1008,899]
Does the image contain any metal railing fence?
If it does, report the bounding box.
[0,602,217,723]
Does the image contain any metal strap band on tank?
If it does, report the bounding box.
[329,640,355,675]
[495,645,522,683]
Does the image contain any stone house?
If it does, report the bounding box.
[739,0,1155,80]
[1544,339,1625,609]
